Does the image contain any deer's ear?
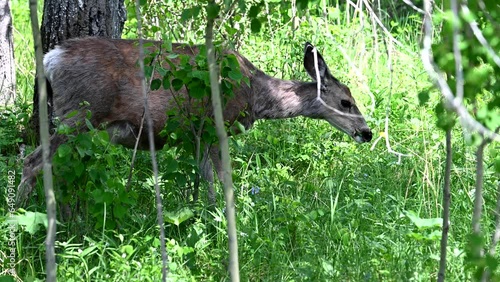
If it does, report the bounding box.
[303,43,333,82]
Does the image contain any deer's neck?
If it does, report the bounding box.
[251,73,317,120]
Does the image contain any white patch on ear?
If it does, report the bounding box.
[43,46,66,82]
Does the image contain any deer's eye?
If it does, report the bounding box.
[341,100,352,108]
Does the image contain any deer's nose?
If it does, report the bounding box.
[361,129,373,142]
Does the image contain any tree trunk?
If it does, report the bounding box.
[40,0,126,53]
[0,0,15,107]
[29,0,126,142]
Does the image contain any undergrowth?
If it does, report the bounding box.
[1,1,498,281]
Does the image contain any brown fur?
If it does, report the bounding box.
[18,37,372,205]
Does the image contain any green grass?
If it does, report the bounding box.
[1,2,499,281]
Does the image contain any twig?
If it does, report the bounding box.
[134,1,168,281]
[29,0,56,281]
[472,137,488,258]
[481,127,500,281]
[438,129,452,282]
[360,0,408,51]
[206,3,240,280]
[451,0,464,103]
[125,110,146,191]
[402,0,425,14]
[483,179,500,281]
[126,62,157,191]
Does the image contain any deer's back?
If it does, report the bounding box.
[43,37,258,148]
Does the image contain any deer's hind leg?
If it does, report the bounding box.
[17,133,68,206]
[199,144,223,206]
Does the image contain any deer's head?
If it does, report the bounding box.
[303,42,372,143]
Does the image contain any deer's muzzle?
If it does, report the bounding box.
[354,128,373,143]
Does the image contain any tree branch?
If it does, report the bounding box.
[438,129,452,282]
[472,137,488,258]
[205,3,240,280]
[134,1,168,280]
[483,179,500,281]
[29,0,56,281]
[421,0,500,142]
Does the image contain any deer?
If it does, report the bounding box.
[17,37,372,205]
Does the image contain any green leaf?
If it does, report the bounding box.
[113,204,127,219]
[172,78,184,91]
[102,192,114,203]
[404,210,442,230]
[163,76,171,90]
[58,144,72,158]
[76,133,93,150]
[238,0,247,13]
[418,89,430,105]
[144,65,154,78]
[151,79,161,91]
[92,189,103,203]
[251,18,262,33]
[248,4,261,18]
[297,0,310,10]
[74,161,85,177]
[181,6,201,22]
[228,69,243,81]
[13,211,48,235]
[66,110,79,118]
[206,3,220,20]
[164,207,195,226]
[85,119,94,130]
[96,130,110,144]
[80,245,98,257]
[164,156,179,174]
[187,78,207,99]
[494,157,500,173]
[225,54,240,69]
[191,70,209,83]
[0,275,16,282]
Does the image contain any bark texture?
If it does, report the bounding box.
[40,0,126,52]
[30,0,126,141]
[0,0,15,107]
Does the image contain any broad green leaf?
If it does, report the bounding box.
[13,211,48,235]
[191,70,209,83]
[164,207,195,226]
[163,76,171,90]
[113,204,127,219]
[251,18,261,33]
[74,161,85,177]
[57,144,72,158]
[172,78,184,91]
[248,4,261,18]
[164,156,179,174]
[228,69,243,81]
[150,79,161,90]
[418,90,430,105]
[206,3,220,20]
[404,210,442,230]
[187,78,207,99]
[0,275,16,282]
